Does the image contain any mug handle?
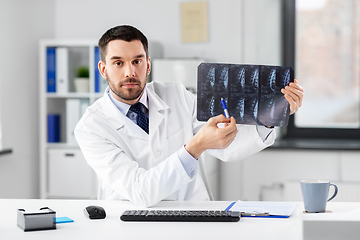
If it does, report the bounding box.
[327,183,338,202]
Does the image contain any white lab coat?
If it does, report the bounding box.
[75,81,275,207]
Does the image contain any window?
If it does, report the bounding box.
[283,0,360,139]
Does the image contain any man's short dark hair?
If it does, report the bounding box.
[98,25,149,62]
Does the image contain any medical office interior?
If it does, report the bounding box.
[0,0,359,204]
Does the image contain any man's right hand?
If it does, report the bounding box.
[185,114,238,159]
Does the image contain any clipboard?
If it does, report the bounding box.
[225,201,297,218]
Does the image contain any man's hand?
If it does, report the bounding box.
[281,79,304,115]
[185,115,238,159]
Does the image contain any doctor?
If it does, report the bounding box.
[75,25,304,207]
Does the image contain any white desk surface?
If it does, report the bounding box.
[2,199,360,240]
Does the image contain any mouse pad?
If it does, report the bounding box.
[197,63,294,126]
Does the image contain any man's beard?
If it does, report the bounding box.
[107,76,144,101]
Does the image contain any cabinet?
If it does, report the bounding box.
[48,149,96,198]
[39,40,106,199]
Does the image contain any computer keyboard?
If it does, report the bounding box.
[120,210,240,222]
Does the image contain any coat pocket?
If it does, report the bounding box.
[166,127,185,154]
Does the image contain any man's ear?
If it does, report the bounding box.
[98,61,107,79]
[147,57,151,76]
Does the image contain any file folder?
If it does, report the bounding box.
[46,47,56,93]
[48,114,60,143]
[225,201,297,218]
[94,47,108,93]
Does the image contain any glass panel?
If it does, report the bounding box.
[295,0,360,128]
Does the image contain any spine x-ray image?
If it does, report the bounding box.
[197,63,294,126]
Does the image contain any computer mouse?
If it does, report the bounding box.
[84,205,106,219]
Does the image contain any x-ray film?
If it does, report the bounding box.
[197,63,294,126]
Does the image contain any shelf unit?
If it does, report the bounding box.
[39,39,106,199]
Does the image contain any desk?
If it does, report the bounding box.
[2,199,360,240]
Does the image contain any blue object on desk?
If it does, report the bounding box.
[55,217,74,224]
[225,201,236,211]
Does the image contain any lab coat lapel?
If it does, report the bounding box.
[101,89,149,141]
[147,83,169,137]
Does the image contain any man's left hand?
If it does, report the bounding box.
[281,79,304,115]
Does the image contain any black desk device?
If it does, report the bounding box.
[84,205,106,219]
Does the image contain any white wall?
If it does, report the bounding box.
[242,0,282,65]
[53,0,243,63]
[218,0,283,200]
[0,0,55,198]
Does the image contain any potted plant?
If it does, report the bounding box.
[74,66,89,92]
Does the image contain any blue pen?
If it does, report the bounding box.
[221,98,230,118]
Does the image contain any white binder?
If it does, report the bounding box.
[56,47,69,93]
[66,99,80,145]
[66,99,89,145]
